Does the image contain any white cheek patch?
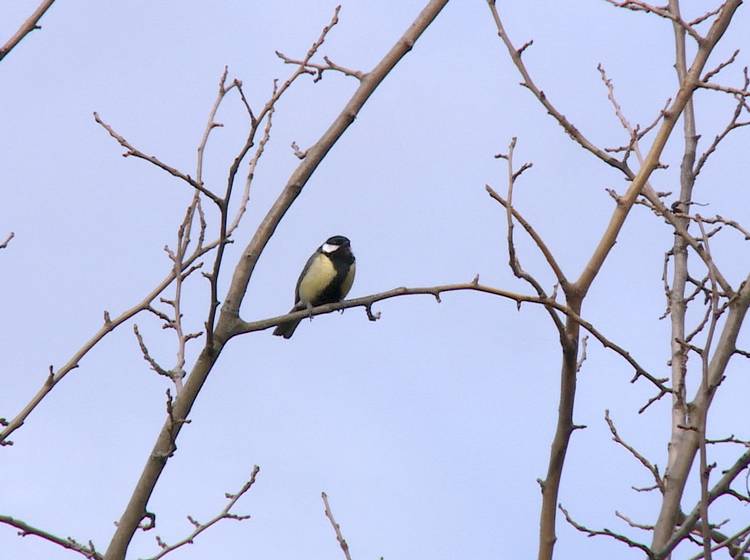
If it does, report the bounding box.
[321,243,340,254]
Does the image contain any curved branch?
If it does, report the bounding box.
[231,280,669,396]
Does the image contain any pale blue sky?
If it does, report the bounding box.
[2,2,749,559]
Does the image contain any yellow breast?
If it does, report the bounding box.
[298,253,337,305]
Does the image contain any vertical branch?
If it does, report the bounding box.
[652,0,701,550]
[493,139,566,336]
[695,216,721,560]
[538,304,581,560]
[487,2,743,559]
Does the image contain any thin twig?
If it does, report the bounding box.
[494,138,566,339]
[0,515,101,559]
[695,70,750,177]
[93,112,223,206]
[605,410,663,492]
[227,97,276,236]
[604,0,704,43]
[0,0,56,61]
[0,232,14,250]
[0,235,221,445]
[143,466,260,560]
[322,492,353,560]
[133,324,171,379]
[275,50,365,81]
[559,505,655,558]
[204,4,344,347]
[485,185,568,288]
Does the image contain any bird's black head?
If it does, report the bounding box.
[321,235,351,254]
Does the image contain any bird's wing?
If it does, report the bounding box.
[294,251,319,304]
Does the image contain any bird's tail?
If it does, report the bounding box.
[272,317,302,339]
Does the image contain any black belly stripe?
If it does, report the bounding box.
[312,252,354,306]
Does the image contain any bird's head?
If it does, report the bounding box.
[321,235,351,254]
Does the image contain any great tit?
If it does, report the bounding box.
[273,235,356,339]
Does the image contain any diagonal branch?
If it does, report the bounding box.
[604,0,704,44]
[0,237,220,446]
[559,505,655,558]
[103,3,451,559]
[0,514,101,560]
[657,446,750,559]
[0,232,14,250]
[485,185,568,288]
[322,492,353,560]
[606,410,664,492]
[486,1,628,174]
[143,466,259,560]
[93,113,223,206]
[0,0,56,62]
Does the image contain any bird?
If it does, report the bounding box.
[273,235,356,339]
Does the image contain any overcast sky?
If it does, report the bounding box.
[2,2,749,559]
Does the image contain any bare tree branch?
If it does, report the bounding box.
[487,2,743,558]
[133,324,171,379]
[143,466,259,560]
[687,521,750,560]
[486,1,628,174]
[103,3,451,558]
[701,49,740,82]
[93,112,223,206]
[0,0,56,62]
[605,410,664,493]
[657,446,750,559]
[203,2,345,347]
[276,49,365,82]
[491,138,566,339]
[604,0,704,43]
[0,236,219,446]
[0,232,14,250]
[322,492,353,560]
[694,70,750,177]
[559,505,654,558]
[0,514,101,559]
